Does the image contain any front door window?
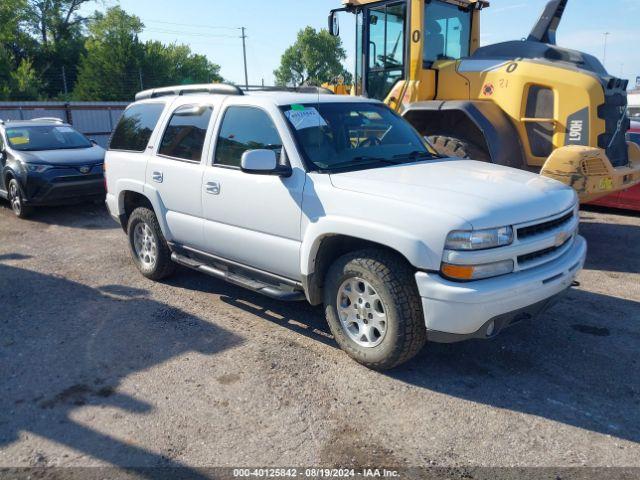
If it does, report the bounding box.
[366,2,406,101]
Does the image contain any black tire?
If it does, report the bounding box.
[324,249,427,370]
[7,178,31,219]
[427,135,491,163]
[127,207,175,281]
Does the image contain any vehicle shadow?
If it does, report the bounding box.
[165,268,333,348]
[0,262,242,477]
[579,217,640,274]
[0,199,116,231]
[167,269,640,445]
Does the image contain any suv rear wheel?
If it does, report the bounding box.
[324,249,427,370]
[8,179,31,219]
[127,207,175,280]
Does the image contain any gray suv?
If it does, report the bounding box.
[0,118,105,218]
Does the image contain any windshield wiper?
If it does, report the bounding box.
[328,156,403,171]
[392,150,437,161]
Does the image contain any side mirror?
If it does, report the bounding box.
[328,11,339,36]
[241,149,291,177]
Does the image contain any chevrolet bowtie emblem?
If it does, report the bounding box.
[555,231,569,247]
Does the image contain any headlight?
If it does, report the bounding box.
[441,260,514,281]
[445,226,514,251]
[26,164,53,173]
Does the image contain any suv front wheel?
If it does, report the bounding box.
[7,179,31,219]
[324,249,427,370]
[127,207,175,281]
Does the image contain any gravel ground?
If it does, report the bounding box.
[0,200,639,473]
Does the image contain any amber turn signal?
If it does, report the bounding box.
[441,263,475,280]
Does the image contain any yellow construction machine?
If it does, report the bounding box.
[328,0,640,201]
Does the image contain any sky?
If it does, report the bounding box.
[95,0,640,88]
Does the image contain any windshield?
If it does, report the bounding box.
[282,102,437,172]
[5,125,92,151]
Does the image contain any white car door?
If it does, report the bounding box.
[201,103,305,280]
[146,102,215,250]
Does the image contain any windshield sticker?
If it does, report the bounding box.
[10,136,29,145]
[285,107,327,130]
[291,104,305,111]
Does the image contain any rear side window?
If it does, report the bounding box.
[214,106,282,168]
[159,105,213,161]
[110,103,165,152]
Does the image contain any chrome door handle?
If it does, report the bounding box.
[152,171,163,183]
[205,181,221,195]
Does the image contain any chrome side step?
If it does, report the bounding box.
[171,252,306,302]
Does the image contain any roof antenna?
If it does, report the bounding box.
[527,0,569,45]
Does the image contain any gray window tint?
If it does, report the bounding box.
[214,107,282,168]
[110,103,165,152]
[159,105,213,161]
[424,0,471,64]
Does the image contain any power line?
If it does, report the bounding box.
[145,28,238,38]
[144,19,239,30]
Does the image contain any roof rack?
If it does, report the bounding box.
[31,117,64,123]
[134,83,336,102]
[242,85,335,95]
[135,83,244,101]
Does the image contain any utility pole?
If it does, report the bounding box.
[139,68,144,91]
[602,32,610,68]
[240,27,249,89]
[61,66,68,95]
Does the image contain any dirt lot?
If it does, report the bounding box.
[0,200,639,473]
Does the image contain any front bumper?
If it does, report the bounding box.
[23,166,105,206]
[541,143,640,203]
[25,178,105,206]
[415,235,587,342]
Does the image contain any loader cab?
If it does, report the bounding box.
[330,0,481,102]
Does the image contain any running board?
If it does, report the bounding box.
[170,252,306,302]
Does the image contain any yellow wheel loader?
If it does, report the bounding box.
[328,0,640,202]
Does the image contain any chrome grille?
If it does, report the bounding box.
[517,211,574,241]
[518,238,572,266]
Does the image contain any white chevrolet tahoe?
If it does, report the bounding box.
[105,84,587,370]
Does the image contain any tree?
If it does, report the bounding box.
[10,59,43,100]
[274,27,351,87]
[0,47,13,100]
[141,41,223,89]
[73,7,144,100]
[24,0,93,46]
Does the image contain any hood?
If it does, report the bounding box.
[13,145,105,166]
[329,159,577,229]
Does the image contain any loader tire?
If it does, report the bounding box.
[428,135,491,163]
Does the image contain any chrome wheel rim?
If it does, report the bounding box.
[133,222,157,268]
[9,182,21,215]
[337,277,387,348]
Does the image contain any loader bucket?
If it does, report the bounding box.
[541,143,640,203]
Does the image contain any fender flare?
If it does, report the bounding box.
[300,217,440,277]
[115,180,173,241]
[403,100,526,168]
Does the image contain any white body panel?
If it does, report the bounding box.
[105,90,587,339]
